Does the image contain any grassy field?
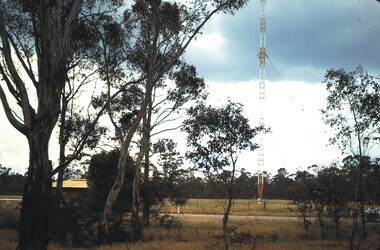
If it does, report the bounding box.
[1,218,379,250]
[0,195,22,199]
[0,196,295,216]
[159,199,296,217]
[1,198,379,249]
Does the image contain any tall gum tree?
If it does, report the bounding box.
[98,0,249,243]
[0,1,81,248]
[0,1,122,248]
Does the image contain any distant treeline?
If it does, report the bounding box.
[2,155,379,204]
[0,165,25,195]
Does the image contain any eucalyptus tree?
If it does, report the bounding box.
[98,0,250,243]
[321,65,380,238]
[153,138,187,204]
[54,15,130,192]
[183,100,262,250]
[137,64,206,232]
[289,170,315,233]
[0,1,123,248]
[101,7,208,238]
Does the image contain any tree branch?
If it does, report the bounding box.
[0,84,28,134]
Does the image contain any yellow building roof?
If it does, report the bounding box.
[52,179,88,189]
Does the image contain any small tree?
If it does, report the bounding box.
[183,100,263,250]
[289,170,315,234]
[321,65,380,238]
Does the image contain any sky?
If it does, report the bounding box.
[182,0,380,175]
[1,0,380,175]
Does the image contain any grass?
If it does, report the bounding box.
[0,195,22,199]
[159,198,296,217]
[1,198,379,249]
[2,218,379,249]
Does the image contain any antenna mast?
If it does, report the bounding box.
[257,0,266,201]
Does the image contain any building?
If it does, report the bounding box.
[52,179,88,202]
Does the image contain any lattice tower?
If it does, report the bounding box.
[257,0,266,201]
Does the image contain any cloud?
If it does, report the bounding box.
[202,80,342,174]
[190,32,226,61]
[185,0,380,83]
[0,111,28,173]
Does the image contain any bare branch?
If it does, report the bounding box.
[0,84,28,134]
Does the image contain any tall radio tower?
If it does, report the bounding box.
[257,0,266,202]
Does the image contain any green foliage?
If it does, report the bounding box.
[321,66,380,154]
[266,168,293,200]
[62,111,108,152]
[206,0,249,15]
[183,100,264,248]
[142,139,190,207]
[87,150,134,214]
[51,150,136,247]
[183,100,262,173]
[289,159,380,243]
[50,203,98,248]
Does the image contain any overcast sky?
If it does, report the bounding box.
[182,0,380,175]
[186,0,380,83]
[1,0,380,175]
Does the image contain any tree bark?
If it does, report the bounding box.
[17,120,55,250]
[142,100,153,226]
[222,158,236,250]
[142,150,151,226]
[57,96,68,196]
[131,150,143,240]
[98,77,155,244]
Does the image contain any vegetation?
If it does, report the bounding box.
[0,165,25,195]
[1,201,379,249]
[183,100,264,249]
[158,198,295,216]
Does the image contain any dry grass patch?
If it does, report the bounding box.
[0,230,18,250]
[1,218,379,249]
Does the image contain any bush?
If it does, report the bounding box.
[0,207,19,229]
[212,227,278,250]
[50,200,135,247]
[0,214,18,229]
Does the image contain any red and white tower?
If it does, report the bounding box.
[257,0,266,201]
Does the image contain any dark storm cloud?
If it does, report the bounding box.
[185,0,380,83]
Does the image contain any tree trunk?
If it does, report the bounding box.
[97,142,131,243]
[358,161,366,239]
[142,154,150,226]
[56,96,68,196]
[17,131,54,250]
[131,112,151,240]
[222,189,233,250]
[316,208,326,240]
[131,157,142,240]
[98,80,154,243]
[142,100,153,226]
[222,159,236,250]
